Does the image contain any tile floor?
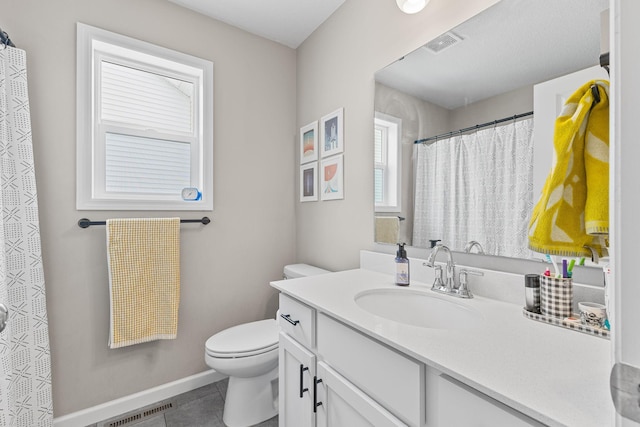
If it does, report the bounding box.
[90,379,278,427]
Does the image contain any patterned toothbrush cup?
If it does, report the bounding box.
[539,275,573,318]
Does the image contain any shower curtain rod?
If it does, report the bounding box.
[77,217,211,228]
[0,26,15,48]
[414,111,533,144]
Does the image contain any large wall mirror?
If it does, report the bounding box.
[373,0,609,263]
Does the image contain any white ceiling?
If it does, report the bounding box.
[375,0,610,110]
[168,0,346,48]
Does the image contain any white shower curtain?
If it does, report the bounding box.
[413,118,534,258]
[0,47,53,425]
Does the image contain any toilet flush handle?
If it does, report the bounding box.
[280,313,300,326]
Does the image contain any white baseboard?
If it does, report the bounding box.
[53,370,226,427]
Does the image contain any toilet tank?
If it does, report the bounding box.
[283,264,330,279]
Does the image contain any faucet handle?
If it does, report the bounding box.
[429,264,447,292]
[456,268,484,298]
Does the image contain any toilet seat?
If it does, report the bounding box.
[206,319,278,358]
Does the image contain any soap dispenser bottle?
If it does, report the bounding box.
[395,243,410,286]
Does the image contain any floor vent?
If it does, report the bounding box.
[101,402,174,427]
[106,414,141,427]
[142,402,173,418]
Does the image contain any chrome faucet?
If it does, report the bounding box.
[424,244,456,292]
[423,243,484,298]
[464,240,485,254]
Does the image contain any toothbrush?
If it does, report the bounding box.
[567,259,576,278]
[545,254,561,278]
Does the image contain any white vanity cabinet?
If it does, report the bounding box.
[273,266,612,427]
[278,293,409,427]
[279,291,546,427]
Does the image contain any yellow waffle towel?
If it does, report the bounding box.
[375,216,400,244]
[528,80,609,257]
[107,218,180,349]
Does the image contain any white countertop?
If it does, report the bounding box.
[271,268,614,427]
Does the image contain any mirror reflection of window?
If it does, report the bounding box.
[374,113,401,213]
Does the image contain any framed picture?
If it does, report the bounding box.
[320,155,344,201]
[300,162,318,202]
[299,121,318,164]
[320,107,344,158]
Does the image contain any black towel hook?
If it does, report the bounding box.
[591,84,601,105]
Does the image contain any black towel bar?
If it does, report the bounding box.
[77,217,211,228]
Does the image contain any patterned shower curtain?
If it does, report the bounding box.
[413,118,535,259]
[0,46,53,425]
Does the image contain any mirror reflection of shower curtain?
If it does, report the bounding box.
[413,118,534,258]
[0,47,53,425]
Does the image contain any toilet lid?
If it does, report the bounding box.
[206,319,278,358]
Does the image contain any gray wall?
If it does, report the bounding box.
[449,85,534,132]
[3,0,297,417]
[293,0,499,272]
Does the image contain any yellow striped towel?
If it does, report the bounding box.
[107,218,180,349]
[528,80,609,257]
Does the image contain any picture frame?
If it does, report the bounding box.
[320,155,344,201]
[300,162,318,202]
[320,107,344,158]
[299,121,318,164]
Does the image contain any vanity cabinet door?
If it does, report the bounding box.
[316,362,407,427]
[437,375,545,427]
[279,332,316,427]
[316,313,424,426]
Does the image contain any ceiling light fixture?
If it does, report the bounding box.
[396,0,429,14]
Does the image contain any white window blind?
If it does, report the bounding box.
[374,168,384,203]
[101,61,194,134]
[105,133,191,194]
[374,127,386,204]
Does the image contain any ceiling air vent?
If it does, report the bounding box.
[423,32,462,54]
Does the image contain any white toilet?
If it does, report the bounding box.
[205,264,329,427]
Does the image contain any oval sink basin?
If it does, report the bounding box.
[355,288,484,329]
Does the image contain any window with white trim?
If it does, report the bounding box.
[77,23,213,210]
[374,113,401,212]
